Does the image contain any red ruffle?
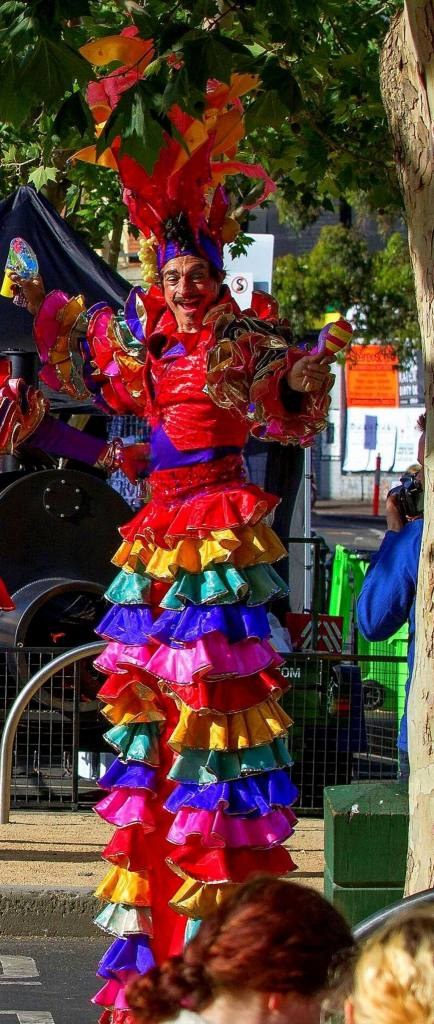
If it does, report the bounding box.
[102,824,159,871]
[166,840,297,882]
[0,577,14,610]
[119,483,279,547]
[99,1011,135,1024]
[162,668,288,713]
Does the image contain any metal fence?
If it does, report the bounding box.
[0,646,406,813]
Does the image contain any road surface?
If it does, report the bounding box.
[0,939,107,1024]
[312,511,386,552]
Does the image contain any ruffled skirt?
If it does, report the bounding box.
[92,454,297,1020]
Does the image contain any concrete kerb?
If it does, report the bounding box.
[0,887,101,938]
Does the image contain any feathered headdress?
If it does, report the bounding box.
[75,27,276,278]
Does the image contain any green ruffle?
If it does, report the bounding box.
[105,570,153,605]
[162,563,288,610]
[168,738,293,784]
[104,722,161,764]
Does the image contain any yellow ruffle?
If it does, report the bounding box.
[168,699,292,752]
[112,524,286,579]
[169,876,237,918]
[95,865,151,906]
[100,693,166,727]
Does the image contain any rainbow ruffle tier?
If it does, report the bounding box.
[92,459,298,1022]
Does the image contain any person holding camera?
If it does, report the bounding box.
[357,414,425,781]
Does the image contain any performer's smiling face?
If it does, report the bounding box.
[162,255,222,332]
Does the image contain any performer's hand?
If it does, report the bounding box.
[9,273,46,315]
[287,352,332,393]
[120,442,150,484]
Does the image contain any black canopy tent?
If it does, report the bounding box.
[0,185,129,366]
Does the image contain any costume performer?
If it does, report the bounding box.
[2,32,352,1024]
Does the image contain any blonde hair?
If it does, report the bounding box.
[351,910,434,1024]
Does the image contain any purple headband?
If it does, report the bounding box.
[157,231,223,272]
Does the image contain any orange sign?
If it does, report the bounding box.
[345,345,399,407]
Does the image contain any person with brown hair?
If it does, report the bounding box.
[346,909,434,1024]
[126,876,354,1024]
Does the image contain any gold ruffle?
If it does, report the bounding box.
[168,699,292,752]
[48,296,91,399]
[95,865,151,906]
[100,692,166,727]
[169,875,238,918]
[112,524,285,579]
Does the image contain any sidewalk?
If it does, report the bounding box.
[313,498,386,519]
[0,810,324,936]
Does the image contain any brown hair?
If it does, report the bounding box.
[127,876,354,1022]
[350,910,434,1024]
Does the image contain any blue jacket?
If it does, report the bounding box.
[356,518,423,751]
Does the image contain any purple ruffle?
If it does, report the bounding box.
[124,288,146,343]
[96,604,155,644]
[98,758,158,793]
[165,770,298,817]
[148,604,271,647]
[98,936,155,980]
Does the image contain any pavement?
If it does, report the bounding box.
[0,811,324,937]
[313,498,386,521]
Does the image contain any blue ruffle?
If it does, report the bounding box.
[96,603,154,644]
[98,757,159,793]
[165,770,298,816]
[148,604,271,647]
[185,918,202,943]
[98,935,155,980]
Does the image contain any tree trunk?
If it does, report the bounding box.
[380,2,434,894]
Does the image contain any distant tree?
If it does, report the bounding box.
[273,225,420,361]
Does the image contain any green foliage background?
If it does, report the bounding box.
[273,226,419,363]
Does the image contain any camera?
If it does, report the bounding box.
[388,472,424,520]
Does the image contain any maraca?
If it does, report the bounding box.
[311,317,353,360]
[1,238,39,306]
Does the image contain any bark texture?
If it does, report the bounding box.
[380,2,434,895]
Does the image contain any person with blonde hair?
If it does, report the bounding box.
[346,910,434,1024]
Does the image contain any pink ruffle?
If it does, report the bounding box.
[33,290,69,363]
[93,977,135,1009]
[94,642,153,675]
[167,807,297,848]
[94,789,157,829]
[120,635,283,683]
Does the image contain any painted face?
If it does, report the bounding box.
[161,255,222,332]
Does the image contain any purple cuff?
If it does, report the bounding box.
[30,415,106,465]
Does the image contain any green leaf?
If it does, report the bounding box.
[28,165,58,190]
[97,81,165,174]
[53,91,93,138]
[245,90,290,132]
[182,32,234,89]
[0,55,32,126]
[19,38,91,108]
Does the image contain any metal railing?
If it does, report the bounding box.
[0,645,407,817]
[353,888,434,940]
[0,642,104,823]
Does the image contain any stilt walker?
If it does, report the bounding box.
[0,30,352,1024]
